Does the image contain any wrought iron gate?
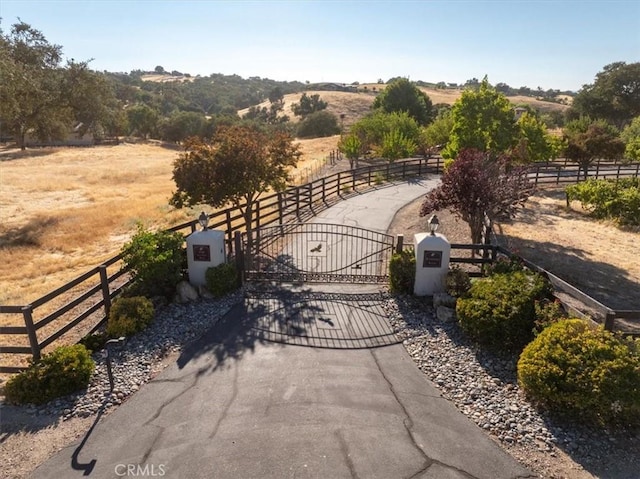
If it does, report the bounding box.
[243,223,395,283]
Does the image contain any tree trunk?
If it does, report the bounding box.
[18,129,26,151]
[469,213,484,258]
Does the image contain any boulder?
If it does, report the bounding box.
[175,280,199,303]
[436,306,457,323]
[433,292,457,308]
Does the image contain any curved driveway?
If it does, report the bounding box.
[32,179,532,479]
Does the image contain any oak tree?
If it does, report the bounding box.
[372,78,434,126]
[563,117,625,179]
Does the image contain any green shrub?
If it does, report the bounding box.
[296,111,341,139]
[106,296,154,338]
[121,224,185,298]
[533,299,567,336]
[445,265,471,297]
[566,178,640,226]
[205,262,239,298]
[518,319,640,427]
[456,271,552,353]
[482,254,525,276]
[4,344,95,405]
[78,332,108,352]
[373,172,385,185]
[389,249,415,294]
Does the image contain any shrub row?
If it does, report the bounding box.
[566,178,640,226]
[447,263,639,428]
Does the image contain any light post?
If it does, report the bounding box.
[428,214,440,236]
[198,211,209,231]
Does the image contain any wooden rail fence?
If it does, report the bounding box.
[1,156,638,373]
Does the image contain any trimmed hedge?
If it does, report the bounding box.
[205,262,239,298]
[4,344,95,405]
[389,249,415,294]
[456,271,552,353]
[518,319,640,427]
[107,296,155,338]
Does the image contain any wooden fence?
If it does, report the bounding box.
[0,156,445,373]
[1,156,639,373]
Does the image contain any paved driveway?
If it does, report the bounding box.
[31,180,532,478]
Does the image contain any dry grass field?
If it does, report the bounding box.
[240,85,569,129]
[0,137,339,308]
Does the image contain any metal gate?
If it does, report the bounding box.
[243,223,395,283]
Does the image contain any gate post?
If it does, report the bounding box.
[234,231,245,285]
[395,234,404,254]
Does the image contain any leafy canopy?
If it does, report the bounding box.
[563,117,625,178]
[621,116,640,162]
[292,93,327,118]
[570,62,640,129]
[372,78,434,126]
[420,149,534,245]
[350,111,420,156]
[443,77,518,159]
[0,21,117,148]
[170,125,301,231]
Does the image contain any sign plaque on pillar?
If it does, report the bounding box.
[423,250,443,268]
[193,244,211,262]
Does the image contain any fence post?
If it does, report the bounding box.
[395,234,404,254]
[226,209,233,246]
[617,164,622,181]
[604,311,615,331]
[534,167,540,186]
[255,200,261,230]
[321,177,326,203]
[99,265,112,319]
[22,305,41,361]
[295,187,300,218]
[418,157,422,176]
[234,231,244,285]
[190,223,197,233]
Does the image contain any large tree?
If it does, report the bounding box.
[0,21,68,149]
[291,93,327,118]
[170,125,301,242]
[443,77,519,159]
[372,78,434,126]
[512,112,553,163]
[420,149,534,247]
[563,117,625,179]
[570,62,640,129]
[0,21,117,149]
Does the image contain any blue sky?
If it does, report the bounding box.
[1,0,638,92]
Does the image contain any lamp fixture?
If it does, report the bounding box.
[428,214,439,236]
[198,211,209,231]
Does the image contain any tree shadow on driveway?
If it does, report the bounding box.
[175,283,400,377]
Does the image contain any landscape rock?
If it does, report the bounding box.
[175,280,199,303]
[433,292,457,308]
[436,305,457,322]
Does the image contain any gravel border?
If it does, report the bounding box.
[7,287,639,478]
[385,293,640,478]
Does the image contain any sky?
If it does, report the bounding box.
[1,0,639,92]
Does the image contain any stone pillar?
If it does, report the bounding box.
[413,232,451,296]
[186,230,226,287]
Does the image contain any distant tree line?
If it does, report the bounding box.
[1,19,639,165]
